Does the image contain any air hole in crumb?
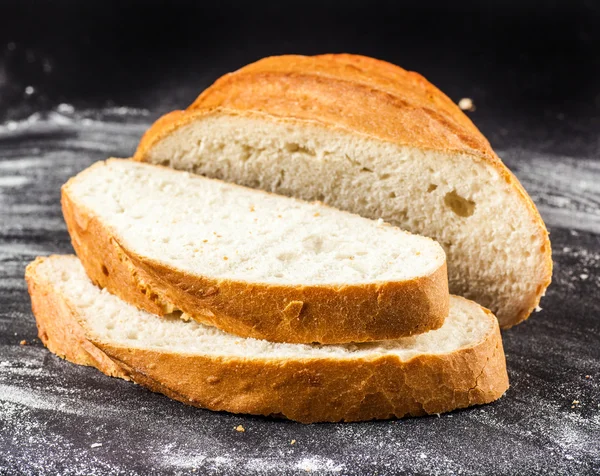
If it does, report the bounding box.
[275,170,286,188]
[427,184,438,192]
[276,252,297,262]
[101,265,109,277]
[345,154,359,166]
[444,191,476,217]
[240,145,252,161]
[285,143,316,156]
[274,273,284,278]
[127,331,138,340]
[388,192,396,198]
[442,240,454,249]
[158,159,171,167]
[360,167,373,173]
[302,236,324,254]
[380,173,390,179]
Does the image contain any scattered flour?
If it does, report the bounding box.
[500,149,600,234]
[295,457,345,472]
[0,176,30,187]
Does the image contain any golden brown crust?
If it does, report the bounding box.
[25,256,509,423]
[194,54,493,155]
[133,54,552,328]
[25,257,127,380]
[61,162,449,344]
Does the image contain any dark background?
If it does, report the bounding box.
[1,1,599,475]
[0,0,598,155]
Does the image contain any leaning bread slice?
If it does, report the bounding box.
[133,53,552,328]
[26,255,508,423]
[62,159,448,344]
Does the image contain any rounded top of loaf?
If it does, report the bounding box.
[192,53,497,159]
[136,54,499,163]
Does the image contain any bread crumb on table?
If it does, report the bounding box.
[235,425,245,432]
[90,443,103,448]
[290,439,296,445]
[571,399,581,408]
[19,340,27,345]
[458,97,476,111]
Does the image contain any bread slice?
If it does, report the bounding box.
[62,159,449,344]
[26,255,508,423]
[133,53,552,328]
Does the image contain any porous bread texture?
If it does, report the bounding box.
[26,255,509,423]
[37,256,478,358]
[133,54,552,328]
[66,159,444,285]
[62,159,449,344]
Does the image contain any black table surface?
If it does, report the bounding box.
[1,1,599,474]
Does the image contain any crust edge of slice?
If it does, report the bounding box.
[26,255,509,424]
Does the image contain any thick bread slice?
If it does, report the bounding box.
[62,159,449,344]
[26,255,509,423]
[133,53,552,328]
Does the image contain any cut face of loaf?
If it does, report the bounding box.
[133,54,552,328]
[26,255,509,423]
[62,159,449,344]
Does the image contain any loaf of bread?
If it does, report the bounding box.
[26,255,509,423]
[62,159,449,344]
[133,54,552,328]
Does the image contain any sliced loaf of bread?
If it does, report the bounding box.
[133,53,552,328]
[26,255,508,423]
[62,159,449,344]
